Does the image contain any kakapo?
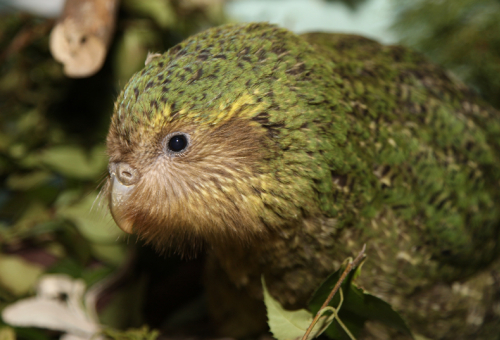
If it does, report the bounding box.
[104,23,500,339]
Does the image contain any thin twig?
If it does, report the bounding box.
[331,289,357,340]
[301,244,366,340]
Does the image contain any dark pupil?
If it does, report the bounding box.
[168,135,187,152]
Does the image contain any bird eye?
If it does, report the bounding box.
[167,134,188,152]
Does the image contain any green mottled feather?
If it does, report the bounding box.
[109,23,500,339]
[302,32,500,269]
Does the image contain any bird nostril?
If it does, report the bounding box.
[114,162,139,186]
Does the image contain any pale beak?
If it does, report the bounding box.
[109,173,135,234]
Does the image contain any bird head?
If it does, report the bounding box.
[103,23,338,253]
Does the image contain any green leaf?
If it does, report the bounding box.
[56,193,123,244]
[113,22,161,85]
[90,243,127,266]
[38,145,107,180]
[46,258,85,278]
[263,277,313,340]
[6,171,52,190]
[309,259,352,314]
[0,326,16,340]
[122,0,176,29]
[309,260,414,339]
[10,202,51,235]
[52,222,92,264]
[56,192,126,265]
[0,255,44,296]
[102,326,159,340]
[263,277,333,340]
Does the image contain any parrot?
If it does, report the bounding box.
[103,22,500,339]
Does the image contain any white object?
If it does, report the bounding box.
[2,274,103,340]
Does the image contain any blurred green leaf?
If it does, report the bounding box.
[54,190,85,209]
[52,222,92,264]
[102,326,159,340]
[6,172,51,191]
[56,193,126,264]
[37,145,107,180]
[57,193,122,243]
[0,69,23,93]
[46,258,114,287]
[0,326,16,340]
[393,0,500,109]
[0,255,44,296]
[11,203,51,236]
[81,265,115,287]
[0,135,10,152]
[91,244,127,266]
[122,0,177,29]
[114,22,162,85]
[45,258,85,279]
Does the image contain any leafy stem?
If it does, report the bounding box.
[301,244,366,340]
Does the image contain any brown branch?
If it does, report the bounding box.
[49,0,120,78]
[301,244,366,340]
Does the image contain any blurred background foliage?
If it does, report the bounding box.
[393,0,500,109]
[0,0,499,339]
[0,1,225,338]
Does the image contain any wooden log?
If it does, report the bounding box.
[49,0,119,78]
